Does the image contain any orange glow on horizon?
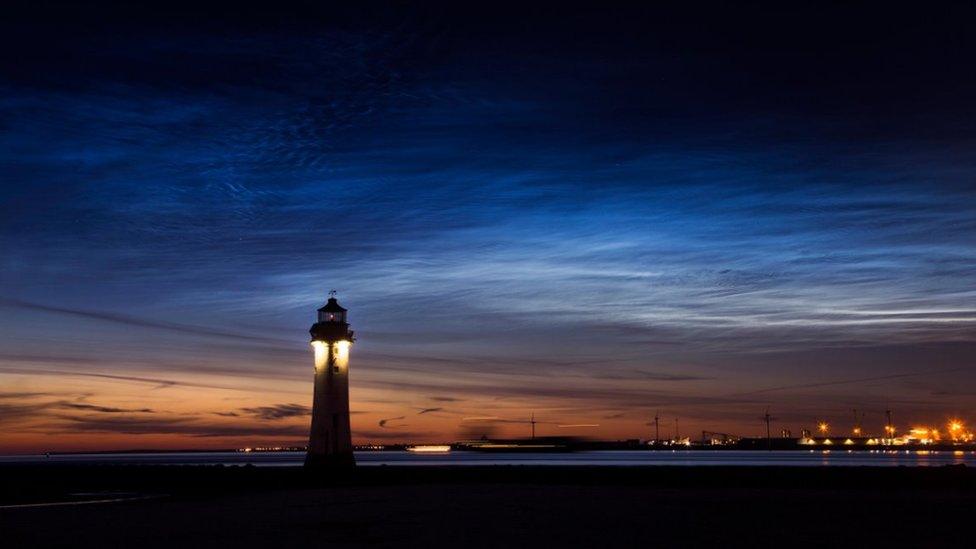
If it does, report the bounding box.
[2,363,973,454]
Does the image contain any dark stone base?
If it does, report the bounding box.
[304,452,356,468]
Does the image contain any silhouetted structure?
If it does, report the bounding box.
[305,293,355,467]
[761,407,775,450]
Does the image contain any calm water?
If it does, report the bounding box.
[2,450,975,467]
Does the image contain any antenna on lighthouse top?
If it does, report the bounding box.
[329,289,337,298]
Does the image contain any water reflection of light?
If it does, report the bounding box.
[406,445,451,453]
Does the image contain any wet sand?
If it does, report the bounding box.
[2,465,974,547]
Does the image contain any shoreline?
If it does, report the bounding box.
[3,462,974,501]
[3,465,974,548]
[6,441,975,457]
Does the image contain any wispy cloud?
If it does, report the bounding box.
[731,367,971,396]
[0,298,290,345]
[238,403,310,421]
[378,416,406,428]
[59,402,155,414]
[0,367,236,391]
[47,415,309,438]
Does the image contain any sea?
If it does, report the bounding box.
[2,449,975,467]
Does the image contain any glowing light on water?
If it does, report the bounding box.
[407,445,451,453]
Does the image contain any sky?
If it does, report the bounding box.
[1,2,975,452]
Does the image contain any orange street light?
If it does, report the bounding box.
[948,420,965,441]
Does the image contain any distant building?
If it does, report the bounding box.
[305,294,355,467]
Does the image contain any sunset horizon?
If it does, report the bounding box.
[2,286,972,454]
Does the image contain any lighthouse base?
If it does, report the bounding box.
[304,452,356,468]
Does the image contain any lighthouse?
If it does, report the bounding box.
[305,292,355,467]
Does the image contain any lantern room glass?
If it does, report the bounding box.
[319,310,346,323]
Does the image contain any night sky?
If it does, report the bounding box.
[2,2,975,452]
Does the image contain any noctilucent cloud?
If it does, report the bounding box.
[1,3,974,452]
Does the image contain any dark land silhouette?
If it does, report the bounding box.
[2,465,974,547]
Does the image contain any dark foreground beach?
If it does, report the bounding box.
[2,465,974,547]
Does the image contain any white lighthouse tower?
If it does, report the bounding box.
[305,292,355,467]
